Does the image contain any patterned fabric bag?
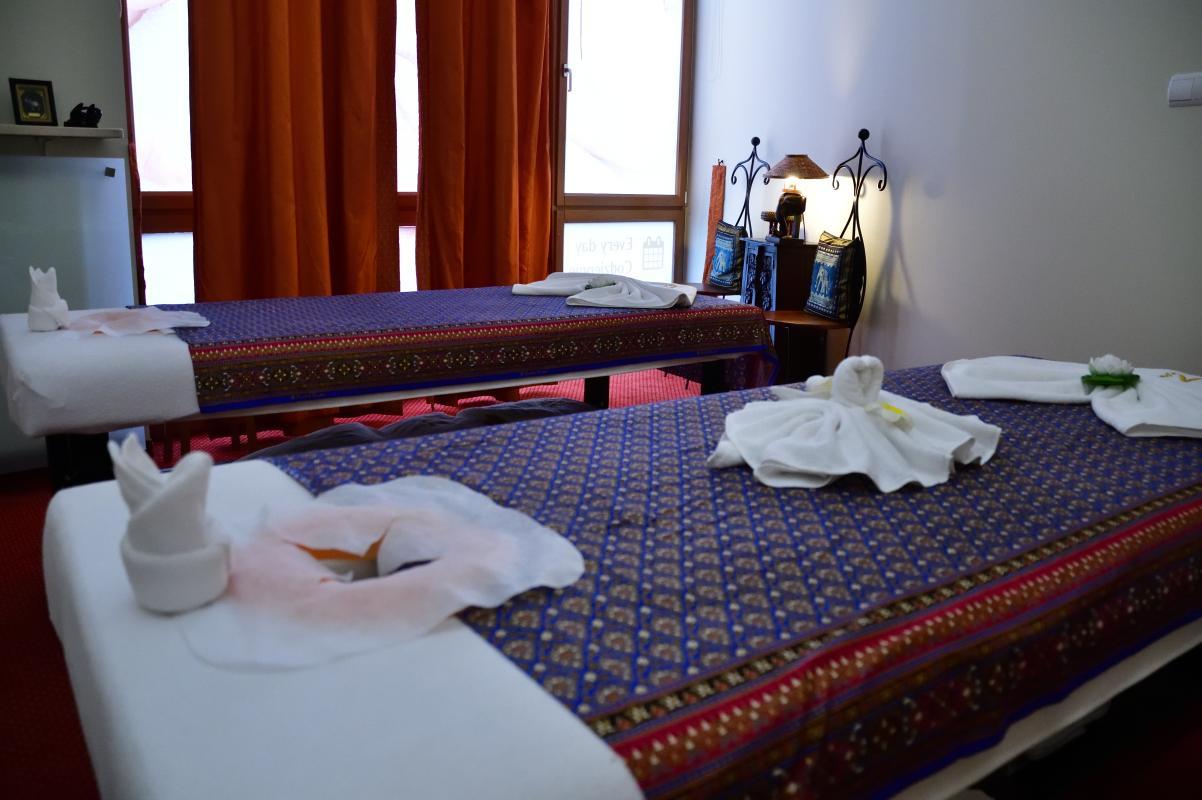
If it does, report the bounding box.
[707,221,745,290]
[803,231,862,321]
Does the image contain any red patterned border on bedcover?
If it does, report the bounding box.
[604,488,1202,798]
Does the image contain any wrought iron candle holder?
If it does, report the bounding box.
[730,136,770,237]
[832,128,888,244]
[831,129,888,328]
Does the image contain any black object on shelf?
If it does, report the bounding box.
[830,129,888,330]
[64,103,102,128]
[729,136,770,237]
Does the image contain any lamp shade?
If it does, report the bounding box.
[767,154,827,180]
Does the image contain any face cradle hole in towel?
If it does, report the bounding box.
[292,526,445,583]
[387,559,434,574]
[294,538,385,582]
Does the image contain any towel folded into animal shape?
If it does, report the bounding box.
[66,307,210,336]
[178,476,585,670]
[942,355,1202,438]
[709,355,1001,492]
[109,434,230,613]
[513,272,696,308]
[28,266,71,331]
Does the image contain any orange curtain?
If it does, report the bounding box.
[189,0,399,301]
[415,0,553,289]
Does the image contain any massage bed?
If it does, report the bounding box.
[1,287,773,484]
[43,365,1202,798]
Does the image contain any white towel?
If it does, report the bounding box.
[942,356,1202,438]
[27,266,71,331]
[109,434,230,613]
[66,307,210,337]
[178,476,585,670]
[709,355,1001,492]
[513,272,696,308]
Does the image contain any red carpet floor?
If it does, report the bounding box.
[2,369,1201,798]
[151,371,700,466]
[0,469,98,798]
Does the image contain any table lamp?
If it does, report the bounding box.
[766,154,827,241]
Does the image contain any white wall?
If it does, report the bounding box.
[0,0,134,471]
[688,0,1202,373]
[0,0,129,160]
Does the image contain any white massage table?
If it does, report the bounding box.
[1,305,761,489]
[44,461,1202,799]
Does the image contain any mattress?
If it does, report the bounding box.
[43,366,1202,797]
[0,310,198,436]
[1,288,773,436]
[161,287,773,413]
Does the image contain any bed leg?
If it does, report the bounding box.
[700,360,727,395]
[45,433,114,489]
[583,376,610,408]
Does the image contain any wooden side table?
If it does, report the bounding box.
[736,237,849,380]
[685,280,742,297]
[740,237,818,311]
[762,309,850,382]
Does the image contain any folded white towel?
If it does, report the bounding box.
[942,356,1202,438]
[513,272,696,308]
[28,266,71,332]
[709,355,1001,492]
[178,476,585,670]
[66,307,210,337]
[512,271,602,296]
[109,435,230,613]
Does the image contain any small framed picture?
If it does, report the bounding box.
[9,78,57,126]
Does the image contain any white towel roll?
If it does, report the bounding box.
[28,266,70,332]
[109,434,230,613]
[120,537,231,614]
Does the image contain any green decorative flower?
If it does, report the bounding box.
[1082,354,1140,390]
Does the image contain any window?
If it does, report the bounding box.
[127,0,419,303]
[555,0,694,283]
[129,1,695,299]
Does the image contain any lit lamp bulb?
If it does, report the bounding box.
[767,155,828,241]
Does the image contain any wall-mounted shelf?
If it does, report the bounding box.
[0,123,124,139]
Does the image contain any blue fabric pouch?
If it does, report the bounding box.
[804,231,857,321]
[707,221,745,290]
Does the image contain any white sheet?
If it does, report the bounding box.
[0,311,198,436]
[65,307,210,336]
[43,461,641,800]
[181,476,584,670]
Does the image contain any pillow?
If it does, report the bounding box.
[706,220,745,290]
[804,231,858,321]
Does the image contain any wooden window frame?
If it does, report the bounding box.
[550,0,696,279]
[141,192,416,233]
